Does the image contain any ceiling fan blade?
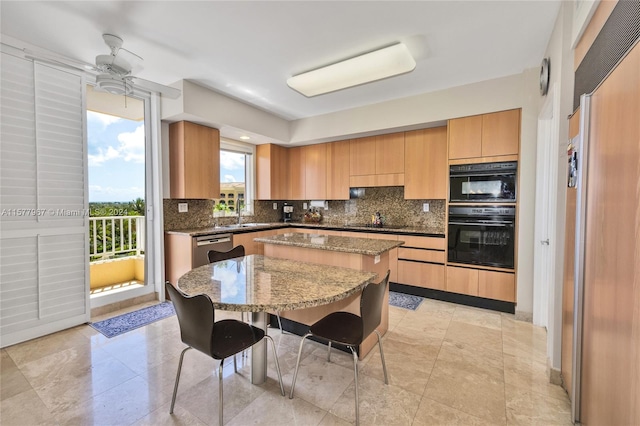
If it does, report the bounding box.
[129,76,181,99]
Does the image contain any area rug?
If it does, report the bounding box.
[389,291,424,311]
[90,302,176,338]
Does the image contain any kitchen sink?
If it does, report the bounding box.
[219,223,272,229]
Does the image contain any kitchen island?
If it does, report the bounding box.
[255,232,403,358]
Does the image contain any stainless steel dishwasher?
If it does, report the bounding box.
[192,233,233,268]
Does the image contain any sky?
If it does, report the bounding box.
[87,111,245,202]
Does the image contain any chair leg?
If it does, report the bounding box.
[233,354,237,373]
[327,341,332,362]
[170,346,192,414]
[276,312,284,333]
[264,334,285,396]
[218,359,225,426]
[289,332,312,399]
[374,330,389,385]
[349,347,360,426]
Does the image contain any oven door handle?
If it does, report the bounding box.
[448,221,512,227]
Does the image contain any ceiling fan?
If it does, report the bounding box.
[24,33,181,99]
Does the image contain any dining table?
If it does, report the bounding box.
[177,254,378,384]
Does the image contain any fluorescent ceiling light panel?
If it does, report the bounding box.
[287,43,416,97]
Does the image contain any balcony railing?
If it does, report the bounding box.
[89,215,145,261]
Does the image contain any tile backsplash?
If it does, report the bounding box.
[164,186,445,233]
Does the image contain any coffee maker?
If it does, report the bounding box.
[282,203,293,222]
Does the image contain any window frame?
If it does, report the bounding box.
[219,138,255,215]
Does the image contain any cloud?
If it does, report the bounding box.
[89,185,144,201]
[220,151,245,170]
[87,110,121,129]
[223,174,238,182]
[88,146,120,166]
[88,124,145,166]
[117,125,145,163]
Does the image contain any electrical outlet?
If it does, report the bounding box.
[423,203,429,212]
[178,203,188,213]
[303,202,308,209]
[273,202,278,210]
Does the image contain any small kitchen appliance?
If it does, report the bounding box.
[282,203,293,222]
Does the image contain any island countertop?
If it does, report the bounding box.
[254,232,404,256]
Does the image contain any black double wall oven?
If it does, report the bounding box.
[448,161,517,270]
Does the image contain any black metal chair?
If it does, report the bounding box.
[289,270,390,425]
[166,282,285,426]
[207,245,245,263]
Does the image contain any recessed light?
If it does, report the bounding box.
[239,136,250,140]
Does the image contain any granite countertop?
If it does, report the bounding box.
[166,222,444,237]
[254,232,404,256]
[177,254,377,312]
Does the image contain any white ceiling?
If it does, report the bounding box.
[1,1,561,122]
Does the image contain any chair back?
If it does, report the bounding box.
[166,282,215,356]
[360,270,390,338]
[208,245,245,263]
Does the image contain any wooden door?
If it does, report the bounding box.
[375,132,404,175]
[446,265,478,296]
[304,144,327,199]
[481,109,520,157]
[580,43,640,426]
[256,144,289,200]
[448,115,482,159]
[289,146,305,200]
[349,136,376,176]
[326,140,350,200]
[478,270,515,302]
[404,126,448,199]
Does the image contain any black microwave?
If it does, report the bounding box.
[449,161,517,203]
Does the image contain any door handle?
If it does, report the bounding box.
[541,239,550,245]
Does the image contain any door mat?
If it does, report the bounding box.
[389,291,424,311]
[90,302,175,338]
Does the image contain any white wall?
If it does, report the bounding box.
[539,1,576,371]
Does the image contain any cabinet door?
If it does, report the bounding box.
[350,136,376,176]
[255,143,289,200]
[448,115,482,159]
[397,260,445,290]
[170,121,220,199]
[326,140,350,200]
[375,133,404,175]
[478,270,515,302]
[481,109,520,157]
[404,126,448,199]
[304,144,327,200]
[446,266,479,296]
[289,146,305,200]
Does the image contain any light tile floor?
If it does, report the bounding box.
[1,299,572,425]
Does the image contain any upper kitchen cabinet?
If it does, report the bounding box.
[350,132,405,187]
[256,143,289,200]
[169,121,220,199]
[404,126,448,199]
[304,143,327,200]
[288,146,305,200]
[326,140,350,200]
[448,109,520,160]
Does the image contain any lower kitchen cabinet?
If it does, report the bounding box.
[396,235,446,290]
[233,229,278,255]
[446,265,515,302]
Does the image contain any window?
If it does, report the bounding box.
[218,139,255,215]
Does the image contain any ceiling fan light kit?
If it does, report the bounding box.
[287,42,416,97]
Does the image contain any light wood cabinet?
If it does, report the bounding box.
[169,121,220,199]
[349,132,405,187]
[404,126,448,199]
[349,136,376,176]
[446,266,479,296]
[304,144,327,200]
[233,229,278,255]
[340,231,398,282]
[446,265,515,302]
[396,235,446,290]
[288,146,305,200]
[326,140,350,200]
[448,109,520,160]
[256,144,289,200]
